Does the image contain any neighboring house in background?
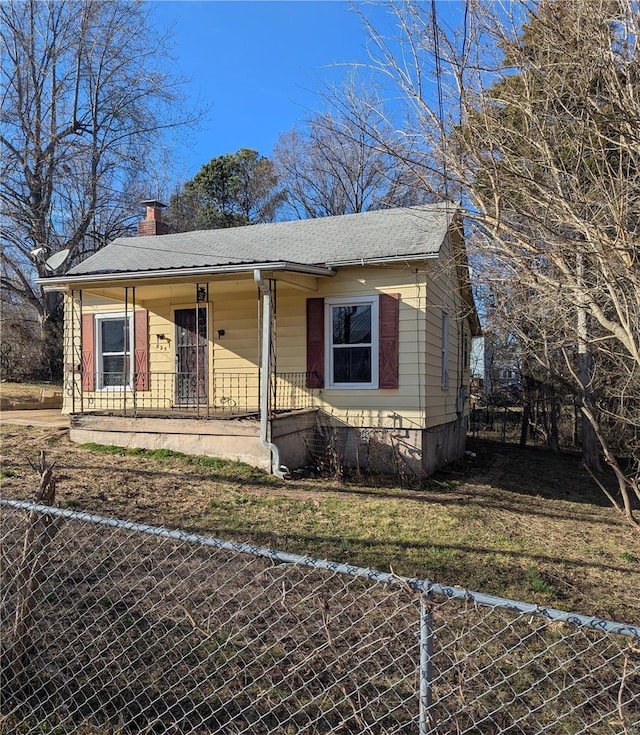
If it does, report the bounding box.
[41,202,481,479]
[483,330,522,398]
[470,336,485,383]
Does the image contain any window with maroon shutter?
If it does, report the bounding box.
[324,295,380,389]
[94,313,134,389]
[81,314,95,392]
[309,293,400,390]
[134,309,149,391]
[306,298,324,388]
[378,293,399,389]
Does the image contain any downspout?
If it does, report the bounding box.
[254,269,287,479]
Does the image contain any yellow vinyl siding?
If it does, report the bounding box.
[147,308,175,375]
[276,263,429,429]
[209,282,259,408]
[423,235,469,427]
[64,253,474,426]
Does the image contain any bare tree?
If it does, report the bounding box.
[0,0,198,377]
[273,79,432,219]
[354,0,640,525]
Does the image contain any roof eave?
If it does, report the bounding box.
[37,261,336,291]
[326,252,440,268]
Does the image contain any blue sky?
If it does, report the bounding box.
[153,1,381,180]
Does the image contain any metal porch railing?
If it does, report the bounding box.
[65,371,317,417]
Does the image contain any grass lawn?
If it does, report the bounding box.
[1,423,638,623]
[0,379,62,407]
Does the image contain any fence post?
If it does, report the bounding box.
[419,596,434,734]
[10,453,61,690]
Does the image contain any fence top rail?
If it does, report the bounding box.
[2,496,638,640]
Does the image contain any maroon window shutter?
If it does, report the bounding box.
[134,309,149,391]
[379,293,399,389]
[81,314,95,392]
[306,298,324,388]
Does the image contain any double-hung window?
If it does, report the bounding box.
[96,314,133,389]
[325,296,379,389]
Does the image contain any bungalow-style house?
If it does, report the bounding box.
[42,202,481,479]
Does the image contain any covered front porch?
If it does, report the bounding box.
[56,265,332,475]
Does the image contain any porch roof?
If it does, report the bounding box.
[39,261,334,290]
[40,204,456,288]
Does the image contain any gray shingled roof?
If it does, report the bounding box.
[68,204,457,276]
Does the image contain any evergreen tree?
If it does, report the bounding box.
[166,149,283,231]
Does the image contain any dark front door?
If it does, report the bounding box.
[175,308,208,405]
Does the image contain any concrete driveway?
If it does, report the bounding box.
[0,409,69,428]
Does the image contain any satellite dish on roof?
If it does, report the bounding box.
[44,248,71,273]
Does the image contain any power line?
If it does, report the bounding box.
[460,0,470,128]
[430,0,450,200]
[77,235,254,265]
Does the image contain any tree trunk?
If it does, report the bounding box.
[548,393,560,453]
[578,351,602,472]
[519,400,531,447]
[41,291,64,381]
[577,253,602,472]
[581,405,638,528]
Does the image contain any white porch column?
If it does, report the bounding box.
[254,270,285,478]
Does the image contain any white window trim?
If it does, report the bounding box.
[95,312,134,391]
[325,295,379,390]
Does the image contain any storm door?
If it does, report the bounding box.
[175,307,208,405]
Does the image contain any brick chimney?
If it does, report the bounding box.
[138,199,169,236]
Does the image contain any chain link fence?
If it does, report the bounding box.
[1,498,638,735]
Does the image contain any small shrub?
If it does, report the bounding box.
[620,551,638,564]
[526,565,558,598]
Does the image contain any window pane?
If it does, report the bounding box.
[332,305,371,345]
[101,319,127,352]
[333,346,371,383]
[102,355,127,386]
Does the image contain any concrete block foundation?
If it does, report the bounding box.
[275,410,468,480]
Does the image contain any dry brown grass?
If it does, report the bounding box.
[0,381,62,408]
[2,423,639,735]
[1,424,638,623]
